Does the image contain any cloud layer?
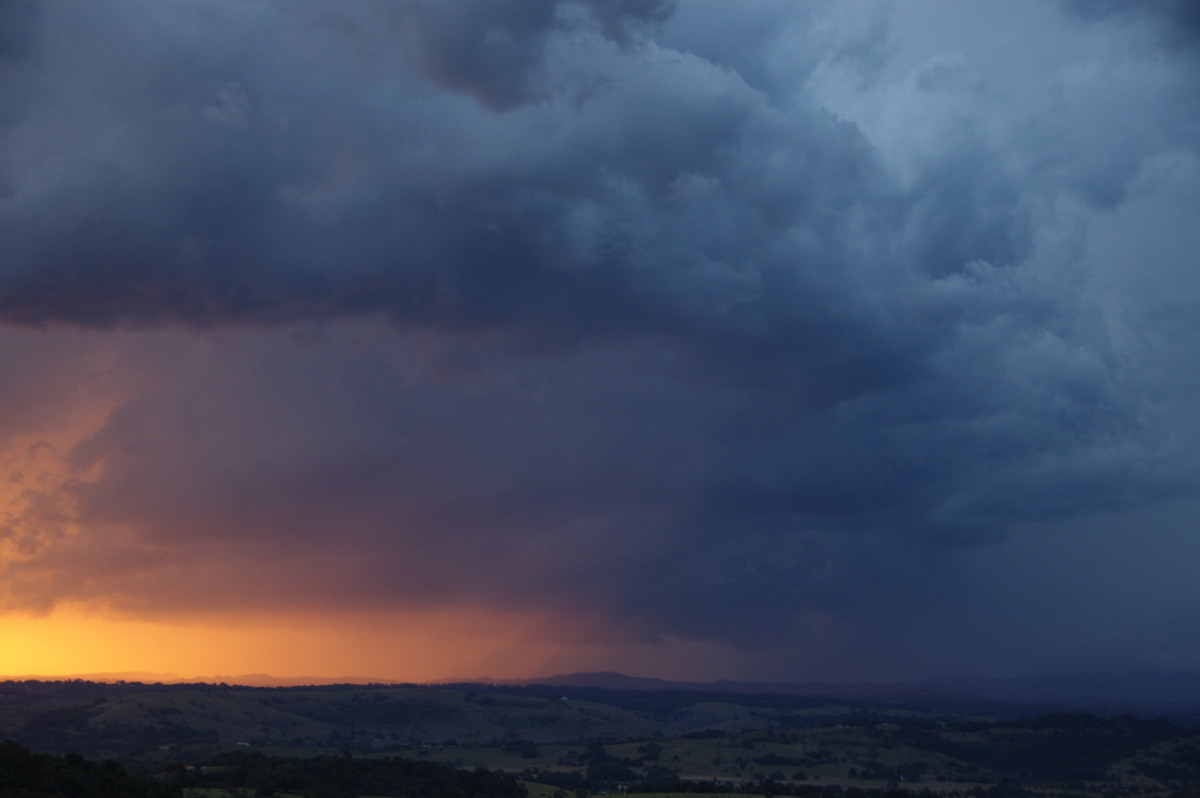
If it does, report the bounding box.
[2,0,1199,680]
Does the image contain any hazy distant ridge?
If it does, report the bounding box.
[8,668,1200,713]
[480,670,1200,713]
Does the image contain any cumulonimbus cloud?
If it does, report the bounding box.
[1,0,1199,676]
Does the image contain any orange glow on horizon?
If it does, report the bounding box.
[0,605,760,684]
[0,605,569,682]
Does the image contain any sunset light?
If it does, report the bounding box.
[1,0,1199,690]
[0,606,550,682]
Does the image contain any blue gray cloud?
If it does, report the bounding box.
[1,0,1199,679]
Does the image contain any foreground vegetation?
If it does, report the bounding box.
[0,739,523,798]
[1,680,1199,796]
[0,738,167,798]
[9,737,1182,798]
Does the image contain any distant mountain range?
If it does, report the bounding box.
[6,669,1199,715]
[468,670,1200,715]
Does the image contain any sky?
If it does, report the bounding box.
[1,0,1199,685]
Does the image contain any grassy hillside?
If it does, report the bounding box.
[0,680,908,762]
[2,680,1199,796]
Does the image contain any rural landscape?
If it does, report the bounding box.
[5,1,1200,796]
[2,675,1200,797]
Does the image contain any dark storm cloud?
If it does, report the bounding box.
[0,0,39,60]
[2,0,1199,676]
[370,0,673,110]
[1059,0,1200,49]
[0,0,917,399]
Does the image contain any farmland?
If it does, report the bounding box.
[1,679,1199,796]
